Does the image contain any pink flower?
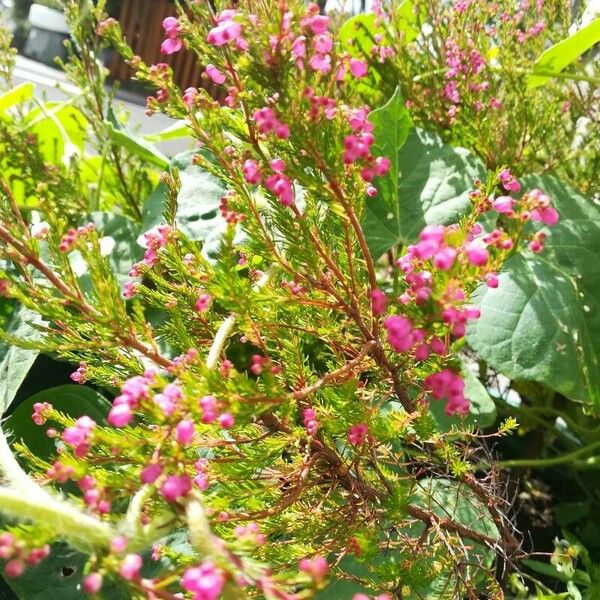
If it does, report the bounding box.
[291,35,307,59]
[141,463,162,484]
[465,243,489,266]
[348,423,368,446]
[299,555,328,581]
[161,37,183,54]
[182,561,225,600]
[370,289,387,315]
[301,14,329,34]
[195,293,212,312]
[424,369,470,416]
[383,315,415,352]
[309,53,331,72]
[4,559,24,579]
[313,33,333,54]
[218,412,235,428]
[32,402,52,425]
[265,173,294,206]
[160,474,192,502]
[183,87,197,108]
[162,17,181,37]
[243,159,262,184]
[207,19,242,47]
[485,272,499,288]
[119,554,143,581]
[176,419,195,445]
[349,58,368,77]
[107,404,132,428]
[303,408,319,435]
[205,63,226,85]
[199,395,218,423]
[433,247,457,271]
[498,168,521,193]
[492,195,514,214]
[111,536,128,554]
[531,206,559,226]
[83,573,103,593]
[373,156,391,176]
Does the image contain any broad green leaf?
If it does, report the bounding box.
[429,360,497,430]
[363,124,485,258]
[396,0,422,43]
[3,542,128,600]
[316,479,497,599]
[0,307,44,415]
[24,102,87,163]
[143,120,192,143]
[90,211,143,281]
[0,82,35,113]
[339,13,379,56]
[408,478,498,599]
[142,150,228,256]
[468,175,600,406]
[106,108,169,170]
[528,18,600,89]
[5,384,111,459]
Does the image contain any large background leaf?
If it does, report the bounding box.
[5,384,111,460]
[528,17,600,89]
[0,307,44,415]
[467,175,600,406]
[362,124,485,258]
[142,150,228,258]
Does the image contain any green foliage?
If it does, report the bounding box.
[468,175,600,407]
[528,17,600,89]
[363,125,485,257]
[0,307,43,415]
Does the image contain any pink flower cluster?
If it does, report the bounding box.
[129,224,173,277]
[58,223,95,253]
[107,371,154,427]
[1,534,50,579]
[199,394,235,428]
[299,555,328,582]
[79,474,111,514]
[32,401,52,425]
[161,17,183,55]
[253,107,291,139]
[342,107,391,194]
[207,10,247,51]
[424,369,469,416]
[182,560,225,600]
[62,415,96,458]
[243,158,295,207]
[348,423,368,446]
[303,408,319,435]
[234,522,266,545]
[70,362,88,383]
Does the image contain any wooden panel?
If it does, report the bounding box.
[109,0,209,93]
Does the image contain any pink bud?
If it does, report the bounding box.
[107,404,132,428]
[119,554,142,581]
[218,412,235,428]
[465,243,489,266]
[83,572,103,594]
[176,419,195,445]
[141,463,163,484]
[5,559,24,578]
[195,293,212,312]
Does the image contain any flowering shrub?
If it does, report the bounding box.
[0,1,598,599]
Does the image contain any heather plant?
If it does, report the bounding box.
[339,0,600,196]
[0,1,598,599]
